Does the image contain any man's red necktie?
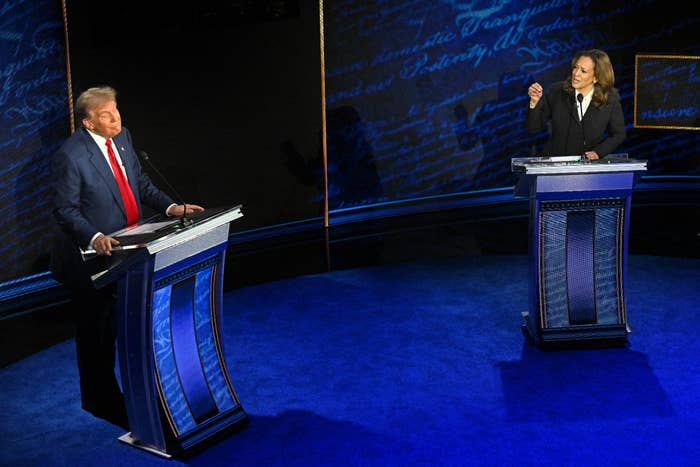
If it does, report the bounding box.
[106,139,139,226]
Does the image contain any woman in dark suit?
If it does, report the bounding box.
[526,49,626,160]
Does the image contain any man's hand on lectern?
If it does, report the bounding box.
[167,204,205,217]
[93,234,120,256]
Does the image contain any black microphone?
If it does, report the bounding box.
[138,151,193,227]
[576,93,586,156]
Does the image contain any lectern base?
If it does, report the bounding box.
[521,312,628,348]
[118,433,172,459]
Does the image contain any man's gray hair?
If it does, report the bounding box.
[75,86,117,122]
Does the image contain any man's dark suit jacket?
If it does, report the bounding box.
[526,81,626,157]
[50,126,174,285]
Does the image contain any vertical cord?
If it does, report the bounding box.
[319,0,329,229]
[60,0,75,133]
[319,0,331,270]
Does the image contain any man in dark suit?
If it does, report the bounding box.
[50,86,203,429]
[526,49,626,159]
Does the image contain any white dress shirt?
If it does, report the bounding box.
[86,129,129,179]
[83,129,176,248]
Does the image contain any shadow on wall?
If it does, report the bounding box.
[282,105,385,211]
[453,72,545,190]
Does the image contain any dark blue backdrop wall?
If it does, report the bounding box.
[1,0,698,285]
[323,0,700,213]
[0,0,71,281]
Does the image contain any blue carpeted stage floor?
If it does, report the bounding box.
[2,254,699,466]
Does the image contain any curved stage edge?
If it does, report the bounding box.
[2,178,698,321]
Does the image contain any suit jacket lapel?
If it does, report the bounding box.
[582,103,596,125]
[80,128,127,218]
[569,94,580,124]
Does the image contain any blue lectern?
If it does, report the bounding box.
[511,155,647,346]
[90,205,247,457]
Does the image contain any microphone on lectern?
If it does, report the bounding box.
[138,151,193,227]
[80,151,193,261]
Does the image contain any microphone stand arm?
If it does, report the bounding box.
[139,151,192,227]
